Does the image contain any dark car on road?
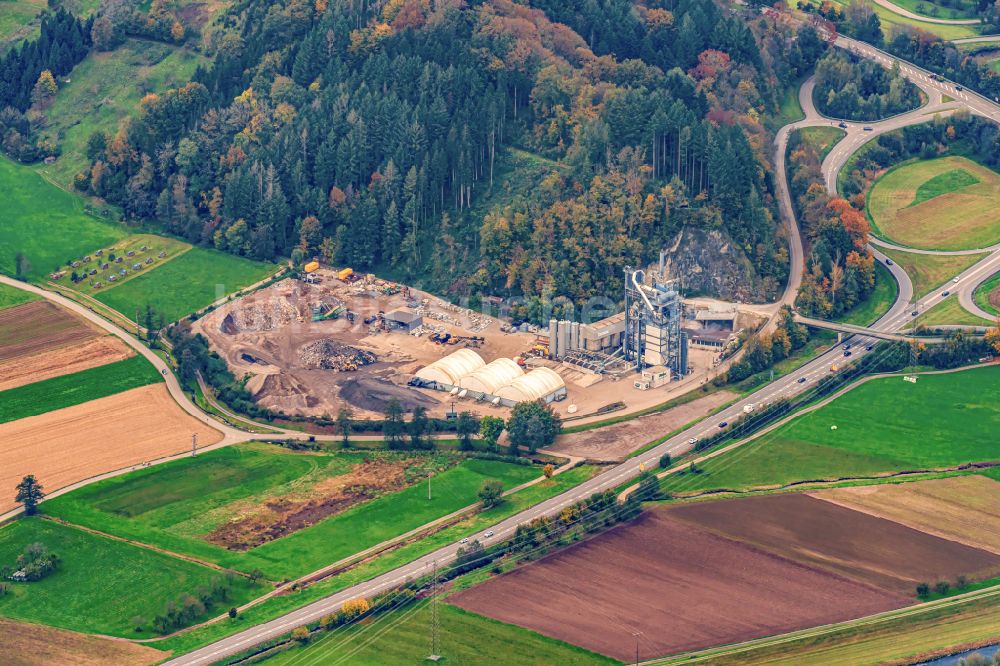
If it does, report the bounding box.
[886,258,893,265]
[843,350,852,357]
[863,126,873,131]
[838,122,848,129]
[718,421,728,428]
[866,344,874,351]
[797,376,807,383]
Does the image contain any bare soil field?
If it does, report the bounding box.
[0,300,98,361]
[547,390,736,461]
[0,335,133,391]
[811,475,1000,556]
[0,617,165,666]
[0,384,222,513]
[669,494,1000,594]
[206,457,412,550]
[450,511,908,661]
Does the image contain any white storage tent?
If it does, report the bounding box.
[457,358,525,395]
[495,367,566,404]
[414,349,485,386]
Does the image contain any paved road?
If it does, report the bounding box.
[163,36,1000,662]
[952,34,1000,43]
[0,275,245,444]
[869,0,980,24]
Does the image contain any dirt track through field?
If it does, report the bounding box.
[0,617,165,666]
[0,300,98,361]
[547,391,736,461]
[669,493,1000,594]
[0,335,133,391]
[450,511,909,661]
[0,384,223,513]
[811,475,1000,556]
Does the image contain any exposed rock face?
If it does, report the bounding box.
[659,227,780,303]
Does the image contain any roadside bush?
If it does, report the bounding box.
[659,453,672,469]
[916,581,930,597]
[935,581,951,596]
[291,626,310,643]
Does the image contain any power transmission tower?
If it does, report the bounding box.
[427,560,441,662]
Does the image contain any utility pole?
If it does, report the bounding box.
[632,631,642,666]
[191,433,198,456]
[428,474,432,500]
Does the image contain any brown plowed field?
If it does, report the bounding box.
[0,384,223,513]
[0,335,133,391]
[0,618,165,666]
[811,475,1000,556]
[669,493,1000,594]
[450,511,909,661]
[0,301,98,361]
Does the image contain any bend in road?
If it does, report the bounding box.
[869,0,981,24]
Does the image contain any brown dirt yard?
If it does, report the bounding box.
[669,493,1000,595]
[0,335,133,391]
[450,511,908,661]
[206,458,413,550]
[0,384,222,513]
[0,617,165,666]
[547,390,736,461]
[811,475,1000,556]
[0,300,99,362]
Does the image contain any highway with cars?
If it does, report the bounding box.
[162,31,1000,666]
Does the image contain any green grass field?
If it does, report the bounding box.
[0,517,261,637]
[0,0,46,48]
[148,465,598,656]
[46,446,542,580]
[49,234,189,295]
[836,260,898,327]
[917,293,992,327]
[664,365,1000,496]
[868,156,1000,251]
[798,126,846,161]
[0,354,162,423]
[0,283,39,310]
[881,247,986,297]
[0,157,128,280]
[35,39,208,189]
[264,602,614,666]
[95,246,276,322]
[974,271,1000,316]
[772,82,806,131]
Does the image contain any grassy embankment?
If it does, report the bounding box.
[881,247,987,298]
[0,283,40,310]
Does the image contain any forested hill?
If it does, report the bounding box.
[79,0,822,319]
